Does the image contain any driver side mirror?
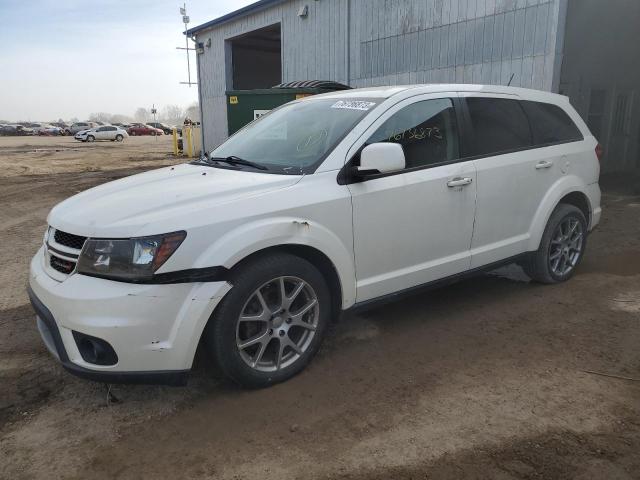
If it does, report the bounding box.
[357,143,406,176]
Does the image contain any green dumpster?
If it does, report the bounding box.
[225,80,351,136]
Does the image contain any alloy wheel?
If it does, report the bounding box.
[549,217,584,277]
[236,276,319,372]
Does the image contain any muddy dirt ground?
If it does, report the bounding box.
[0,136,638,479]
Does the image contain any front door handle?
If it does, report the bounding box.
[447,177,473,188]
[535,160,554,170]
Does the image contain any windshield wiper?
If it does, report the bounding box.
[210,155,268,171]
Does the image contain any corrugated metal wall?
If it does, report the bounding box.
[196,0,566,149]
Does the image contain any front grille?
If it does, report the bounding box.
[50,254,75,274]
[54,229,87,250]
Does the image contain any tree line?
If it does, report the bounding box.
[87,102,199,126]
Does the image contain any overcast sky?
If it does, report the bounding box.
[0,0,255,122]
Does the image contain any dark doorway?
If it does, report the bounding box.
[230,23,281,90]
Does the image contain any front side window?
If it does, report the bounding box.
[366,98,459,169]
[466,98,532,156]
[211,98,377,174]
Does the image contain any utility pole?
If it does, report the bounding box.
[151,104,157,141]
[177,4,197,86]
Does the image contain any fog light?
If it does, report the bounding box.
[72,331,118,366]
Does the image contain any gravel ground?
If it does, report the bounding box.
[0,136,638,479]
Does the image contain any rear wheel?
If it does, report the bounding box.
[204,253,331,388]
[115,134,123,142]
[522,204,587,284]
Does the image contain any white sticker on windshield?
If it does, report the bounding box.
[331,100,376,111]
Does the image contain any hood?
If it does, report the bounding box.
[48,163,301,237]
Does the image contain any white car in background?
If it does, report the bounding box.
[75,125,128,142]
[31,123,63,135]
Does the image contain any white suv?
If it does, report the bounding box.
[29,85,601,388]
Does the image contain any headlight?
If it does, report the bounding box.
[77,231,186,282]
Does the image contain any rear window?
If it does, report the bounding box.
[521,101,584,145]
[466,98,532,156]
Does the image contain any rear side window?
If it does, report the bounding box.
[521,101,584,145]
[366,98,459,169]
[466,98,532,156]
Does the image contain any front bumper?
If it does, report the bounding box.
[28,247,231,385]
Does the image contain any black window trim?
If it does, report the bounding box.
[338,96,467,185]
[458,97,585,162]
[337,94,587,186]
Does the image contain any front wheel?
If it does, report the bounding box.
[86,135,95,142]
[204,253,331,388]
[522,204,587,284]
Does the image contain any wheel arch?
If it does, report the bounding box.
[228,244,344,322]
[558,191,591,226]
[527,177,592,252]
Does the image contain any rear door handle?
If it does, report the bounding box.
[447,177,473,188]
[535,160,553,170]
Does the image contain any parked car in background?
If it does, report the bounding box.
[1,124,34,136]
[127,123,163,136]
[41,125,65,136]
[74,125,128,142]
[66,122,97,135]
[17,124,35,135]
[29,123,55,135]
[146,122,174,135]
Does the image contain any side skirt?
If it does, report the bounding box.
[345,253,530,315]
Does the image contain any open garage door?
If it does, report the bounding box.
[229,23,281,90]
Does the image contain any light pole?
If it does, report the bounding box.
[151,104,157,141]
[177,4,197,86]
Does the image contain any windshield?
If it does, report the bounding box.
[210,98,378,174]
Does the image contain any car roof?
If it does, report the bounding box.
[310,84,569,104]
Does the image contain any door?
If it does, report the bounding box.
[348,96,477,303]
[105,126,117,139]
[608,90,636,171]
[94,127,107,140]
[462,95,574,268]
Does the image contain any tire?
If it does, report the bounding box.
[130,131,136,136]
[522,204,588,284]
[115,134,123,142]
[86,135,95,142]
[204,253,331,388]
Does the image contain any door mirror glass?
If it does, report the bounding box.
[359,143,406,174]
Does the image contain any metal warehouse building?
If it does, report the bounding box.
[188,0,640,173]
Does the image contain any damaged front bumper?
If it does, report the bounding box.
[28,247,231,385]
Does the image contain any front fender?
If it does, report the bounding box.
[527,175,592,252]
[194,217,356,309]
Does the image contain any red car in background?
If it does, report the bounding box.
[127,123,163,136]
